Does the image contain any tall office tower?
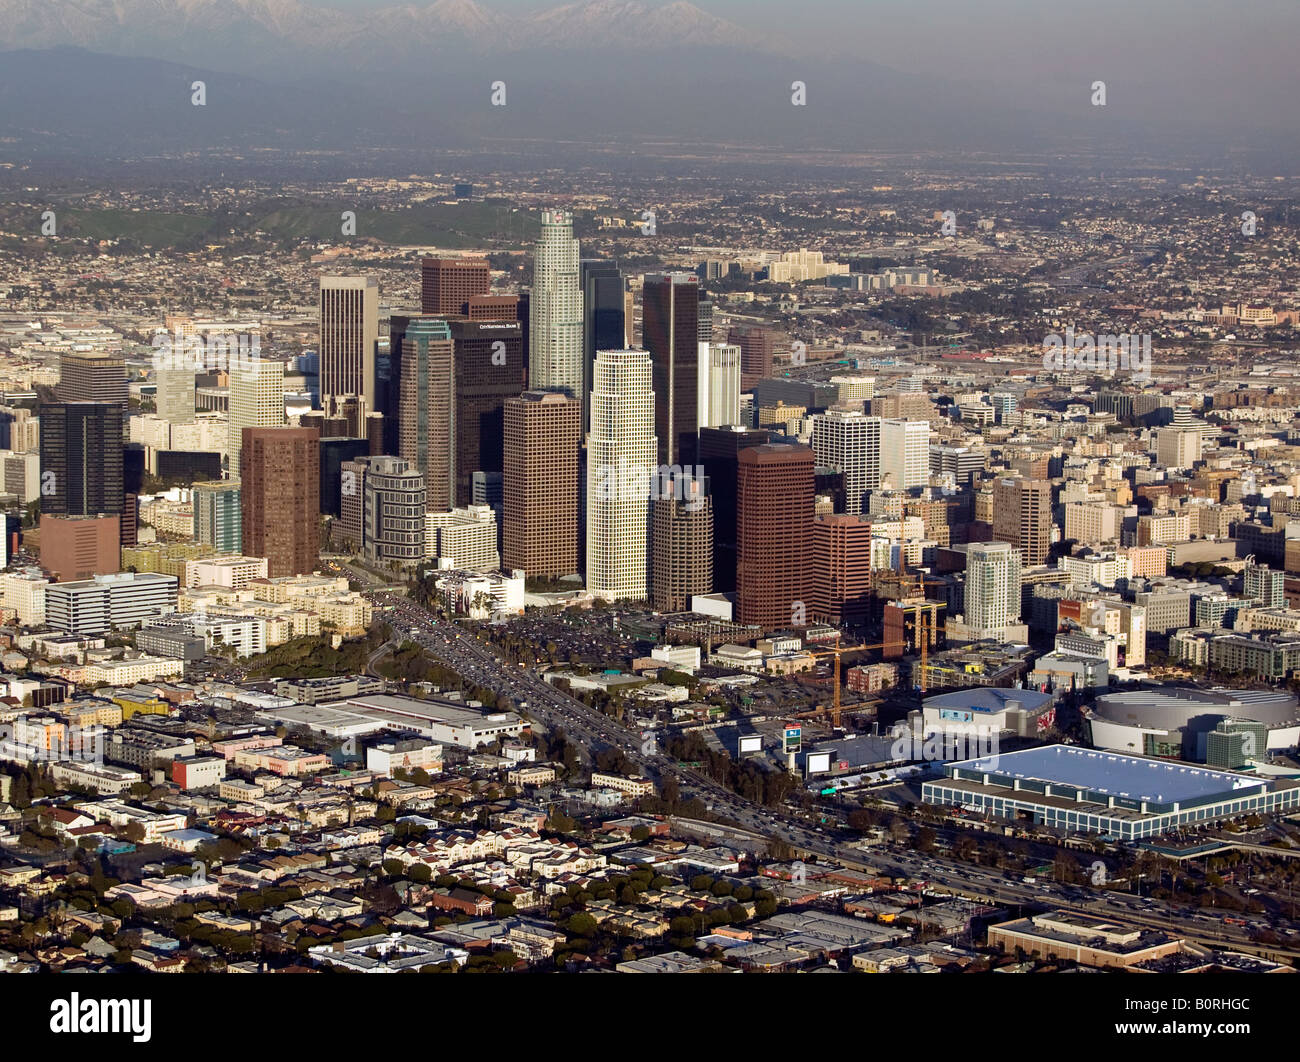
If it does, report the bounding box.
[449,317,525,507]
[698,425,768,593]
[319,437,371,518]
[810,409,881,514]
[880,418,931,489]
[39,403,124,519]
[581,259,626,434]
[698,343,741,430]
[1155,427,1202,471]
[192,480,242,554]
[587,350,657,601]
[990,393,1018,424]
[810,514,873,625]
[651,478,713,613]
[57,352,128,409]
[363,456,427,570]
[394,316,455,512]
[992,477,1053,566]
[643,272,700,467]
[964,542,1022,632]
[728,325,778,391]
[319,276,379,409]
[337,456,370,553]
[697,297,715,342]
[155,367,195,425]
[227,358,285,477]
[528,210,583,395]
[736,444,814,629]
[930,444,986,486]
[502,391,581,577]
[240,426,320,578]
[421,257,490,315]
[465,294,521,322]
[472,470,505,555]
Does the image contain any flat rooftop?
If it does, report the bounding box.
[951,744,1266,803]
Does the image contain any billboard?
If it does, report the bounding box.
[783,726,802,753]
[738,734,763,755]
[806,750,832,775]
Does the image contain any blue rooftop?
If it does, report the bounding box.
[923,688,1053,714]
[951,744,1266,803]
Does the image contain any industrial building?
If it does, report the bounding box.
[255,693,527,748]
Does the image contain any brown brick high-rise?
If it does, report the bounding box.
[241,426,320,577]
[992,476,1053,566]
[421,257,490,315]
[736,444,814,630]
[502,391,580,578]
[810,514,873,626]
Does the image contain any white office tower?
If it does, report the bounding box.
[965,542,1022,633]
[810,409,880,514]
[529,210,583,395]
[831,374,875,403]
[155,367,195,425]
[319,276,380,409]
[698,342,741,429]
[587,350,657,601]
[880,418,931,489]
[228,358,286,475]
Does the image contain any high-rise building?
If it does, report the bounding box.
[337,456,371,554]
[736,444,814,629]
[698,425,768,593]
[155,367,195,425]
[58,352,127,409]
[39,514,120,582]
[192,481,242,554]
[810,514,873,626]
[529,210,583,395]
[1244,562,1286,608]
[502,392,581,578]
[449,317,525,507]
[651,477,713,613]
[39,402,123,519]
[227,358,285,477]
[697,297,715,343]
[992,477,1053,566]
[587,350,657,601]
[965,542,1023,633]
[319,276,379,409]
[363,456,427,570]
[421,257,490,316]
[581,260,626,434]
[395,316,455,512]
[643,272,700,467]
[728,326,778,391]
[880,418,931,489]
[1155,427,1202,471]
[320,437,371,518]
[240,427,320,577]
[811,410,880,514]
[698,343,741,430]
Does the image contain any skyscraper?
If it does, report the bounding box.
[155,367,195,425]
[502,391,581,578]
[587,350,656,601]
[319,276,379,409]
[394,316,455,512]
[58,352,127,410]
[581,259,626,434]
[421,257,490,316]
[698,425,768,593]
[363,456,427,570]
[227,358,285,477]
[651,477,713,613]
[241,426,320,578]
[449,317,525,507]
[992,477,1053,565]
[529,210,583,395]
[320,437,371,519]
[810,514,873,625]
[728,325,778,391]
[192,481,242,554]
[39,403,124,519]
[964,542,1023,633]
[698,342,741,430]
[811,410,881,514]
[736,444,814,629]
[643,272,700,467]
[880,418,931,489]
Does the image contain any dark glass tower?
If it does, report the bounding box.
[580,259,625,436]
[39,402,124,518]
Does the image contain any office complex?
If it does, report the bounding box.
[449,317,525,507]
[227,357,285,477]
[728,325,779,391]
[320,437,371,519]
[39,514,120,582]
[992,477,1053,566]
[155,366,195,425]
[394,316,455,512]
[363,456,427,570]
[241,426,320,578]
[698,342,741,430]
[528,210,583,395]
[581,259,626,434]
[502,391,581,578]
[192,480,242,554]
[810,514,873,625]
[736,444,814,629]
[880,418,931,489]
[58,352,127,409]
[587,350,657,601]
[643,272,700,466]
[810,410,880,515]
[650,477,713,613]
[319,276,379,410]
[39,402,123,519]
[421,257,490,315]
[44,572,179,636]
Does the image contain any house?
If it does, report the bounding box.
[429,888,495,917]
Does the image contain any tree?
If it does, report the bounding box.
[565,913,597,937]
